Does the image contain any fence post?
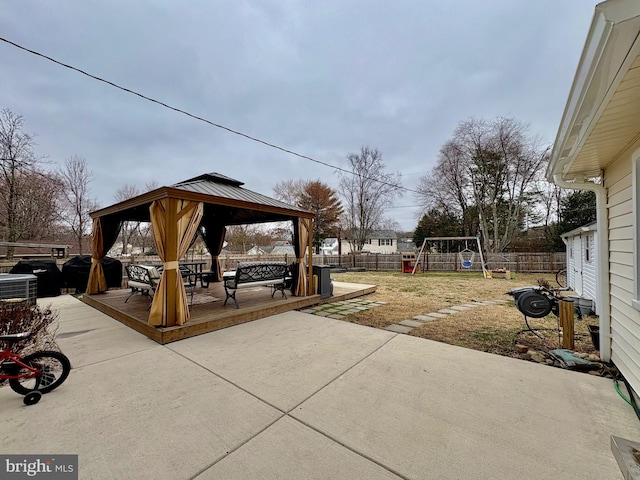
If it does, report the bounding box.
[560,299,575,349]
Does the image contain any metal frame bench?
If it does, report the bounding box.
[224,262,290,308]
[125,264,197,307]
[125,265,160,305]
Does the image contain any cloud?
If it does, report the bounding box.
[0,0,595,230]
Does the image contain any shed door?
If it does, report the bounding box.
[573,236,583,295]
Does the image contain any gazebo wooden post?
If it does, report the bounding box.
[165,197,179,326]
[307,218,313,295]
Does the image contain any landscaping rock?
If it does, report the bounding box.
[528,350,547,363]
[515,344,529,353]
[587,354,601,362]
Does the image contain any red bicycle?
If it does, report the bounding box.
[0,332,71,405]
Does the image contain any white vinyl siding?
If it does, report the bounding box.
[609,148,640,396]
[566,242,576,291]
[583,232,597,313]
[563,230,597,313]
[573,236,583,294]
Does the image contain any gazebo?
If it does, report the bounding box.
[86,173,315,328]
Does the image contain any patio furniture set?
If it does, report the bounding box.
[125,261,291,309]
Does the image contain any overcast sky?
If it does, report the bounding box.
[1,1,595,231]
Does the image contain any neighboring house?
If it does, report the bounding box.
[270,240,295,256]
[248,240,295,256]
[547,0,640,401]
[320,238,339,255]
[341,230,398,254]
[247,245,269,255]
[368,230,398,253]
[561,223,598,314]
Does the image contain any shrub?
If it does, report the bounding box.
[0,303,60,355]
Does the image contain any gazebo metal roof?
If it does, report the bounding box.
[90,172,313,224]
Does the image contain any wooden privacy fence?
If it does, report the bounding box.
[315,252,566,273]
[0,251,566,277]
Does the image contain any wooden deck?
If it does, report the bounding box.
[82,281,376,344]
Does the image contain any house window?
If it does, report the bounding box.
[379,239,392,246]
[585,235,591,262]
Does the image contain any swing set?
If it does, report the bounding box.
[411,236,491,278]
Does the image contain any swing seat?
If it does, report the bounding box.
[459,248,475,269]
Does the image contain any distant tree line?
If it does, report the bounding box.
[0,109,100,258]
[1,108,594,259]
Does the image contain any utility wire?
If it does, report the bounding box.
[0,36,422,196]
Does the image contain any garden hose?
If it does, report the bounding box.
[614,379,632,406]
[605,366,640,420]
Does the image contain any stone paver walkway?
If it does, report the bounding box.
[300,297,511,337]
[384,298,510,334]
[300,298,387,319]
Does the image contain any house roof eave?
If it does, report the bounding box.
[547,0,640,183]
[560,221,598,238]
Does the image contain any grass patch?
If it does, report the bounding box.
[332,271,598,357]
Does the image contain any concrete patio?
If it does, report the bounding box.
[1,294,638,479]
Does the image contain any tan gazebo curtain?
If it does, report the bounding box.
[87,217,122,294]
[200,222,226,282]
[148,198,204,327]
[293,217,311,296]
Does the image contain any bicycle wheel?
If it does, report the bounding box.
[9,351,71,395]
[556,269,567,288]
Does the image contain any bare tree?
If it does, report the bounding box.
[416,117,549,253]
[132,180,159,254]
[338,147,402,252]
[465,118,549,252]
[267,222,294,244]
[59,156,99,255]
[416,140,474,232]
[9,170,64,241]
[272,179,307,206]
[114,184,141,255]
[225,225,254,253]
[377,217,401,232]
[0,109,40,257]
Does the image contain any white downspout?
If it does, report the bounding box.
[553,164,611,362]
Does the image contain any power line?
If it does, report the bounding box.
[0,36,423,196]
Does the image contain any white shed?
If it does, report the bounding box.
[561,222,598,314]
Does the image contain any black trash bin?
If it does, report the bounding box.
[62,255,123,293]
[9,259,62,298]
[313,265,333,300]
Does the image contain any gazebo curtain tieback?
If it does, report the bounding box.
[91,258,104,264]
[163,261,179,270]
